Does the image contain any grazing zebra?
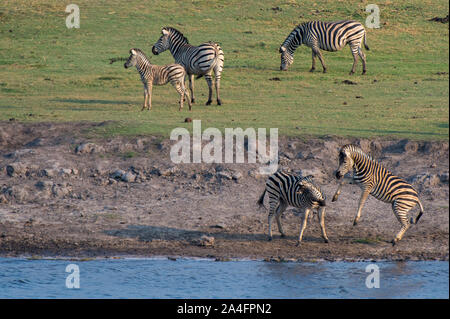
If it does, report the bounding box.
[151,27,224,106]
[332,144,424,245]
[124,48,191,111]
[257,171,329,245]
[279,20,369,74]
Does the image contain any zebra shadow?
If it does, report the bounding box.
[51,98,132,105]
[104,225,270,242]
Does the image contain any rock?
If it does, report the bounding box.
[210,223,226,229]
[217,171,232,180]
[75,142,105,154]
[160,166,178,177]
[25,138,44,147]
[35,180,53,190]
[51,183,72,197]
[232,171,243,181]
[6,163,28,177]
[111,169,126,180]
[195,235,215,247]
[121,172,136,183]
[439,172,449,184]
[410,173,441,187]
[42,168,57,178]
[2,186,28,202]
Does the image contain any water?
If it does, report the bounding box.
[0,257,447,299]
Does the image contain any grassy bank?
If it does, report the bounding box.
[0,0,448,140]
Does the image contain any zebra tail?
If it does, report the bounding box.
[364,32,370,51]
[412,200,424,225]
[257,189,267,210]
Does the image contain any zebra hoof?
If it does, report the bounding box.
[217,100,222,106]
[280,233,286,238]
[322,69,327,73]
[191,98,195,103]
[268,237,273,242]
[353,220,358,226]
[323,238,329,243]
[295,241,301,247]
[362,70,366,75]
[309,68,315,73]
[391,239,397,246]
[205,100,212,106]
[349,71,355,75]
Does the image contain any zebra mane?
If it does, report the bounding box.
[163,27,189,44]
[342,144,375,161]
[131,48,151,63]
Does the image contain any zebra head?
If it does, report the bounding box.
[335,145,356,180]
[279,46,294,71]
[297,178,326,207]
[152,27,189,55]
[124,49,139,68]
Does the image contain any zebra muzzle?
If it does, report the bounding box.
[151,47,159,55]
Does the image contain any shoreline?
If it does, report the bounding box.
[0,122,448,263]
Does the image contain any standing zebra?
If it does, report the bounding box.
[279,20,369,74]
[332,144,424,245]
[257,171,329,245]
[151,27,224,106]
[124,48,191,111]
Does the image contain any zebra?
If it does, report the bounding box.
[151,27,224,106]
[332,144,424,245]
[257,171,329,245]
[124,48,191,111]
[279,20,369,74]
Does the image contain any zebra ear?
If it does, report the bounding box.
[162,29,169,35]
[279,46,286,53]
[130,49,136,55]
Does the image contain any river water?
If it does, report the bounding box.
[0,258,447,299]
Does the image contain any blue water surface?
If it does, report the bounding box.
[0,258,447,299]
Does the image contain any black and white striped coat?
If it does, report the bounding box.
[152,27,224,105]
[333,144,424,245]
[279,20,369,74]
[257,171,329,245]
[124,48,191,111]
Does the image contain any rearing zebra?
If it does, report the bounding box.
[332,144,424,245]
[257,171,329,245]
[279,20,369,74]
[151,27,224,106]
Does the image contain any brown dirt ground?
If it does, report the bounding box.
[0,121,448,261]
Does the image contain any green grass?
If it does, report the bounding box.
[0,0,448,140]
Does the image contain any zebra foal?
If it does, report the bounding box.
[279,20,369,74]
[151,27,224,106]
[333,144,424,245]
[257,172,329,245]
[124,48,191,111]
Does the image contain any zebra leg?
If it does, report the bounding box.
[275,201,288,238]
[309,51,316,72]
[204,74,213,105]
[353,188,370,226]
[188,74,195,103]
[147,85,153,111]
[173,82,184,111]
[332,176,353,202]
[318,206,329,243]
[142,85,149,111]
[349,46,359,75]
[392,202,412,245]
[358,47,367,75]
[213,63,222,105]
[297,208,311,246]
[313,48,327,73]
